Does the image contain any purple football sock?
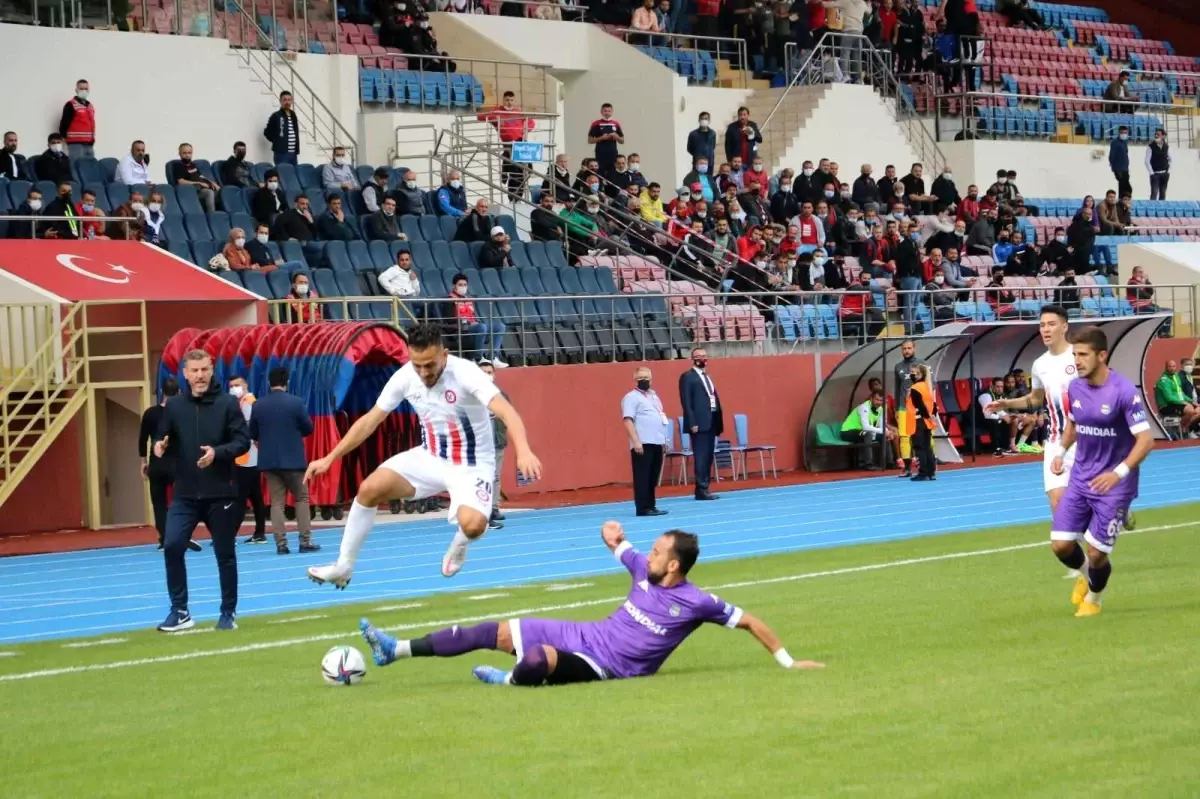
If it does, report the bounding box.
[510,645,549,687]
[414,622,499,657]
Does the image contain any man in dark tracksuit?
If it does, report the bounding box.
[153,351,250,633]
[137,377,200,552]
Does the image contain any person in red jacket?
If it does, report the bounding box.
[737,225,765,263]
[75,188,106,240]
[794,203,822,246]
[478,90,536,200]
[957,183,980,225]
[59,79,96,160]
[695,0,721,38]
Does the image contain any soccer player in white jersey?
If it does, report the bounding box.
[304,325,543,586]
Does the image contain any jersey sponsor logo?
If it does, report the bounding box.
[444,389,457,404]
[1100,404,1111,415]
[1132,395,1142,405]
[1077,425,1117,437]
[1065,364,1076,375]
[668,603,681,618]
[623,600,667,635]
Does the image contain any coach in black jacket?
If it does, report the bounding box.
[153,350,250,633]
[678,348,723,501]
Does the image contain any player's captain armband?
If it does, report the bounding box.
[774,648,795,669]
[1114,463,1130,479]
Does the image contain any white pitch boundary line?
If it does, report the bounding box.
[267,615,328,625]
[61,638,127,649]
[372,603,426,612]
[1,520,1194,683]
[464,593,510,601]
[545,583,595,592]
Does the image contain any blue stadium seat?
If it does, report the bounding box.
[240,269,270,297]
[368,239,393,269]
[431,241,457,271]
[230,212,256,238]
[347,240,374,271]
[266,269,295,299]
[191,240,217,266]
[74,158,104,185]
[167,239,192,262]
[419,214,443,241]
[163,216,188,243]
[526,242,550,269]
[420,268,448,298]
[439,215,458,241]
[219,186,248,215]
[322,240,353,272]
[450,241,475,273]
[409,241,435,271]
[400,215,423,242]
[208,212,232,244]
[508,241,532,269]
[184,213,212,242]
[297,163,321,191]
[281,240,307,266]
[217,270,244,288]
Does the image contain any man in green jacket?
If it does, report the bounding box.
[1154,360,1200,438]
[840,390,895,470]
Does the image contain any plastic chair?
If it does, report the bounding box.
[733,413,777,479]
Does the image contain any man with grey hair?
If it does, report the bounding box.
[152,349,250,632]
[321,145,358,195]
[624,366,668,516]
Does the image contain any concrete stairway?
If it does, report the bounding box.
[716,84,828,171]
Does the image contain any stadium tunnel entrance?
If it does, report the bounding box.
[806,314,1174,473]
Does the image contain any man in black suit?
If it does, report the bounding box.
[678,347,723,500]
[250,365,319,554]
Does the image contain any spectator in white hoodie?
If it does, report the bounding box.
[837,0,870,82]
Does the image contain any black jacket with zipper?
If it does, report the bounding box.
[155,382,250,499]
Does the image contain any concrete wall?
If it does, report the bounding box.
[940,139,1200,202]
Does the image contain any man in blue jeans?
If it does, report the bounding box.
[447,273,509,367]
[152,350,250,632]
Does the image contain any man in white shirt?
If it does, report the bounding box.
[378,250,421,298]
[116,139,153,185]
[976,377,1010,454]
[622,366,669,517]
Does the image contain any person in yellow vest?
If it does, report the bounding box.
[840,389,895,470]
[229,376,268,545]
[908,363,938,481]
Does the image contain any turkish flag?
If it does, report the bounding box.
[0,241,260,302]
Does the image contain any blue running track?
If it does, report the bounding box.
[1,450,1197,643]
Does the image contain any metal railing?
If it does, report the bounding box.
[931,89,1197,145]
[614,27,748,89]
[775,34,946,174]
[364,53,552,115]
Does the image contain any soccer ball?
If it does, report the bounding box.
[321,645,367,686]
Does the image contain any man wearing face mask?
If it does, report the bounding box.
[12,188,46,239]
[1146,127,1173,201]
[894,220,924,334]
[34,133,71,188]
[1108,125,1132,200]
[221,141,255,188]
[391,169,425,216]
[322,145,359,195]
[367,196,404,242]
[587,103,624,173]
[686,113,716,176]
[250,170,287,226]
[59,79,96,160]
[170,142,218,213]
[930,166,960,212]
[678,348,723,501]
[622,367,668,517]
[264,90,300,167]
[43,181,80,240]
[605,154,638,200]
[437,170,468,217]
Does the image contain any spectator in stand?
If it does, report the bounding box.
[42,181,79,240]
[75,188,105,240]
[1002,372,1039,452]
[686,112,716,171]
[446,273,507,365]
[678,219,717,279]
[792,202,823,246]
[770,170,800,223]
[59,79,96,160]
[920,246,944,284]
[736,225,766,264]
[393,169,425,216]
[921,208,955,252]
[790,160,815,199]
[840,271,886,343]
[1056,267,1080,312]
[976,377,1010,454]
[272,193,316,243]
[837,0,869,82]
[1098,190,1124,236]
[142,191,169,247]
[656,0,673,32]
[956,183,980,226]
[631,0,661,40]
[987,169,1017,207]
[1126,265,1157,312]
[245,223,283,271]
[724,107,763,168]
[559,197,601,261]
[1154,360,1200,438]
[840,390,893,470]
[924,265,955,323]
[1109,125,1132,200]
[852,164,878,208]
[808,159,834,204]
[478,91,536,199]
[875,164,898,205]
[941,246,975,292]
[605,154,638,200]
[0,131,28,180]
[895,219,923,334]
[8,187,44,240]
[1101,70,1132,115]
[542,153,574,204]
[116,140,152,186]
[1067,207,1097,274]
[221,141,255,188]
[930,164,959,211]
[895,0,924,73]
[106,189,144,240]
[321,145,359,195]
[479,226,515,269]
[1146,128,1173,201]
[709,217,736,263]
[991,227,1015,265]
[743,156,770,199]
[252,170,288,227]
[639,182,667,227]
[222,228,254,270]
[169,143,217,213]
[533,0,562,20]
[985,267,1016,318]
[286,272,321,323]
[1182,358,1197,406]
[738,186,771,229]
[1118,195,1135,234]
[530,191,565,243]
[901,163,937,215]
[456,199,494,243]
[360,168,389,215]
[681,158,717,203]
[378,250,422,299]
[1039,227,1071,274]
[264,91,301,167]
[863,225,895,277]
[366,196,405,242]
[587,103,624,172]
[626,153,648,194]
[572,157,600,196]
[437,170,468,217]
[318,194,359,241]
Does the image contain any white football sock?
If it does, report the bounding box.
[394,639,413,659]
[451,529,472,548]
[1084,590,1101,605]
[336,500,377,569]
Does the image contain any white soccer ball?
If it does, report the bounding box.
[321,645,367,686]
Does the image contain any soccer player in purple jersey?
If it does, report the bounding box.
[359,521,824,685]
[1049,326,1154,618]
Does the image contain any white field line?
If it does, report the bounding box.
[267,615,328,625]
[61,638,127,649]
[544,583,595,592]
[0,521,1194,683]
[464,593,511,601]
[372,603,426,612]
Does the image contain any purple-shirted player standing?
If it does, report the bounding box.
[1049,326,1154,618]
[359,522,824,686]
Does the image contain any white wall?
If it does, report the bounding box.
[674,85,753,182]
[940,139,1200,201]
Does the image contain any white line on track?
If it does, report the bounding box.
[372,603,425,612]
[1,520,1193,683]
[464,593,510,601]
[267,615,328,625]
[61,638,127,649]
[169,628,214,636]
[544,583,594,592]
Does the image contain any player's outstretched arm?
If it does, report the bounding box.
[488,394,543,481]
[735,613,824,670]
[305,407,389,482]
